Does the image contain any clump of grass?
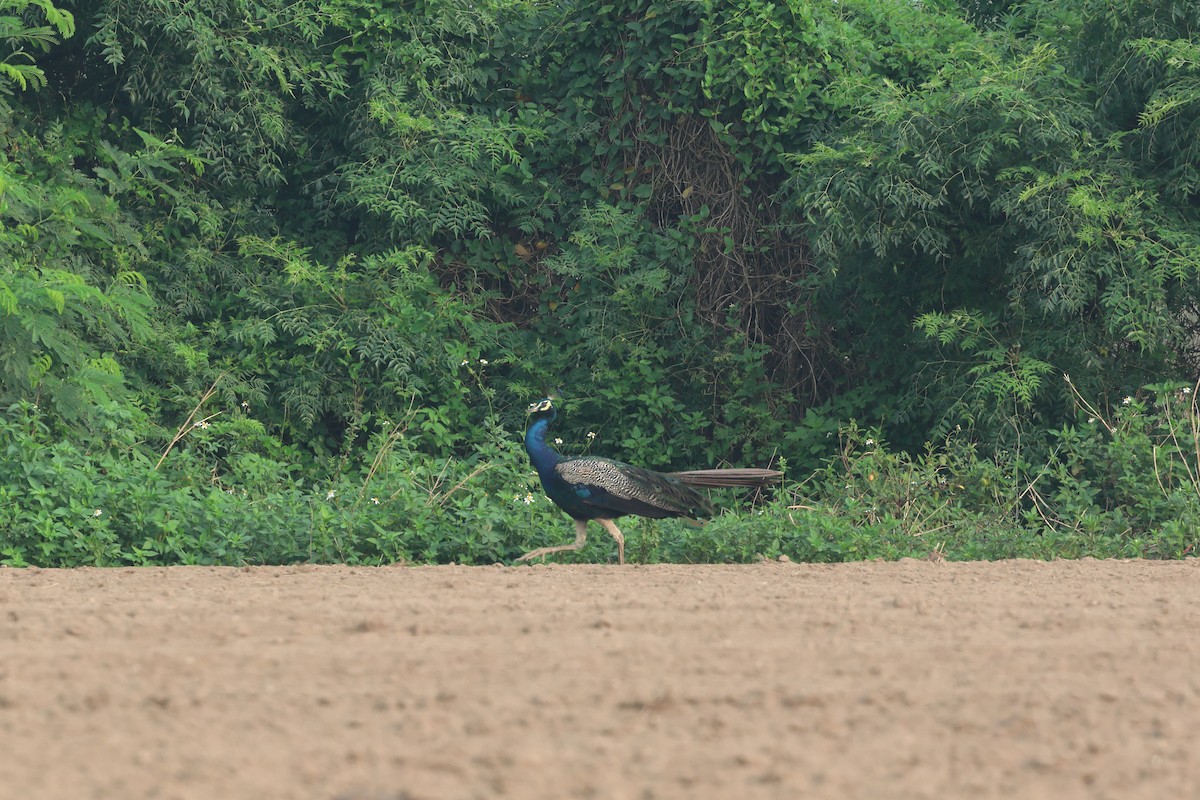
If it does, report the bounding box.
[3,380,1198,567]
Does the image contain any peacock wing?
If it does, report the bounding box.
[555,457,714,519]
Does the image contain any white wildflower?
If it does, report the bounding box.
[1184,387,1193,395]
[865,438,874,446]
[460,359,469,366]
[92,509,103,517]
[1087,417,1095,424]
[479,359,489,366]
[554,437,563,445]
[240,401,250,410]
[1123,396,1133,406]
[523,493,535,505]
[371,497,380,505]
[326,489,336,500]
[586,431,596,440]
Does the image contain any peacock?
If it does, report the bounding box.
[518,397,782,565]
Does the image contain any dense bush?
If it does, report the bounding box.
[2,0,1199,565]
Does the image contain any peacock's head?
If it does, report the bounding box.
[527,396,555,414]
[527,396,558,424]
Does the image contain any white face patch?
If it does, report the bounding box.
[528,399,554,413]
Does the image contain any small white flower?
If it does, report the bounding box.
[586,431,596,440]
[479,359,489,365]
[1184,388,1193,395]
[523,493,535,505]
[241,401,250,410]
[371,497,380,505]
[460,359,469,366]
[1088,417,1095,424]
[865,438,874,446]
[1123,397,1133,406]
[92,509,103,517]
[326,489,336,500]
[554,437,563,445]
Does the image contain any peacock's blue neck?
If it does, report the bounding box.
[524,414,561,478]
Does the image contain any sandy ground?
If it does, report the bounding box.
[2,559,1199,799]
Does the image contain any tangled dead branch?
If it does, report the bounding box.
[640,113,833,407]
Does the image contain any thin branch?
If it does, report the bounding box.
[155,374,225,470]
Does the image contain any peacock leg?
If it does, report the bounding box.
[516,519,588,564]
[597,518,625,565]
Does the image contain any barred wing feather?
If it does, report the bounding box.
[555,457,714,519]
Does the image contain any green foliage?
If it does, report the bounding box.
[1030,381,1200,556]
[0,0,73,93]
[914,310,1054,439]
[3,0,1200,567]
[92,0,348,188]
[223,240,502,451]
[0,400,559,567]
[788,4,1200,448]
[0,92,159,423]
[333,0,545,242]
[649,404,1199,564]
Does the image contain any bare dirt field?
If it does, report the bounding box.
[2,559,1199,799]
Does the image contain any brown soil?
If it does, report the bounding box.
[2,559,1199,799]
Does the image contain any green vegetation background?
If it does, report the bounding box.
[4,0,1200,566]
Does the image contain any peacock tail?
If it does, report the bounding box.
[669,468,783,488]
